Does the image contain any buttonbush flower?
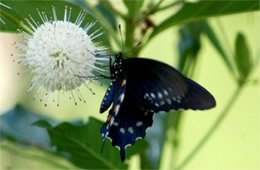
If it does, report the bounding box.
[13,6,109,106]
[0,2,11,24]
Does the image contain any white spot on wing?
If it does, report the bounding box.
[120,94,125,102]
[136,121,143,127]
[114,105,120,115]
[151,93,156,99]
[144,93,149,99]
[110,116,115,126]
[128,127,134,134]
[120,128,125,134]
[164,90,168,96]
[166,98,172,105]
[158,92,163,99]
[113,122,118,126]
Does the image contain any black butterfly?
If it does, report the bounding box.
[99,52,216,162]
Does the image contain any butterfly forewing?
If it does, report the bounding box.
[123,58,216,112]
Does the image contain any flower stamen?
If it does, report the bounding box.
[14,6,108,106]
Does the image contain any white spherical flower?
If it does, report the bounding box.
[0,2,11,24]
[13,6,109,106]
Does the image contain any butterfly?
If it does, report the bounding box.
[99,52,216,162]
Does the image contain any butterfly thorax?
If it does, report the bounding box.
[111,52,124,80]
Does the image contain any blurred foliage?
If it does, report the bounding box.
[34,118,128,169]
[150,1,259,39]
[0,0,259,169]
[1,105,147,169]
[235,32,252,83]
[0,105,56,150]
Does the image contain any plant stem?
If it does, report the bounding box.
[1,143,72,169]
[175,85,244,170]
[125,18,135,56]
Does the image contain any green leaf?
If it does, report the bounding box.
[235,32,251,80]
[0,105,57,150]
[0,0,108,42]
[32,120,52,128]
[96,4,117,30]
[177,21,203,74]
[0,0,82,32]
[46,118,127,169]
[202,21,235,75]
[150,1,260,39]
[123,0,144,18]
[126,138,148,159]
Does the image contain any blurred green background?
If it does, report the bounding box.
[0,0,259,169]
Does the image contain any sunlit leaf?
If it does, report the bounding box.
[235,32,252,81]
[150,1,260,39]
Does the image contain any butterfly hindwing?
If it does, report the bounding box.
[101,77,155,161]
[123,58,216,112]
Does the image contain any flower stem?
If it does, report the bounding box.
[0,10,33,34]
[175,85,244,170]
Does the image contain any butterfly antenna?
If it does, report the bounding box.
[118,24,125,53]
[125,42,142,55]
